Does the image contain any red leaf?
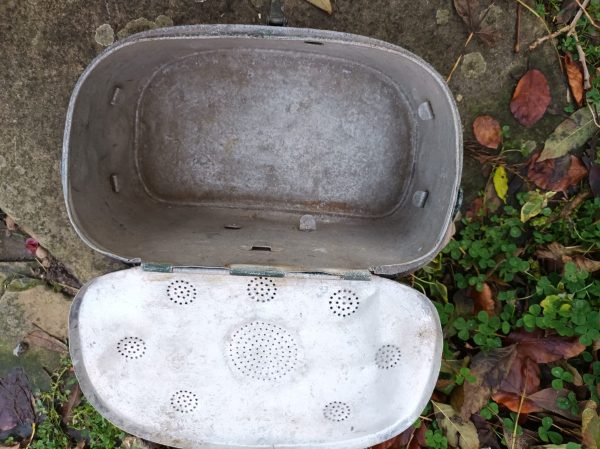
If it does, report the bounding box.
[510,70,551,128]
[528,152,588,192]
[473,115,502,149]
[491,391,542,414]
[564,53,584,107]
[25,238,39,255]
[507,329,586,363]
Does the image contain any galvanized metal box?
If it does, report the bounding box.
[63,25,461,449]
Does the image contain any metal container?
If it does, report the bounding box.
[63,25,461,449]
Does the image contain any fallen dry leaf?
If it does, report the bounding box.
[503,426,538,449]
[589,161,600,197]
[469,283,495,316]
[567,255,600,273]
[461,345,517,418]
[433,402,479,449]
[507,329,586,363]
[23,329,68,354]
[471,414,501,449]
[528,388,581,419]
[582,400,600,449]
[61,383,82,425]
[492,355,541,413]
[473,115,502,149]
[0,368,35,433]
[538,107,597,161]
[565,53,584,107]
[305,0,332,14]
[510,69,551,128]
[371,425,426,449]
[528,152,588,192]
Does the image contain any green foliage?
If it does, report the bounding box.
[550,366,574,390]
[425,428,448,449]
[479,401,499,420]
[454,367,476,385]
[29,358,125,449]
[556,390,580,417]
[538,416,563,444]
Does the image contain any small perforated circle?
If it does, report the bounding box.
[167,280,197,305]
[170,390,198,413]
[247,277,277,302]
[117,337,146,360]
[323,401,351,422]
[375,344,402,369]
[329,289,359,317]
[227,321,299,381]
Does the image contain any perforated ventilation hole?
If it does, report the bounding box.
[227,321,299,381]
[247,277,277,303]
[167,280,197,305]
[170,390,199,413]
[375,344,402,369]
[116,337,146,360]
[329,289,360,317]
[323,401,351,422]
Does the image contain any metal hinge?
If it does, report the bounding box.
[142,262,371,281]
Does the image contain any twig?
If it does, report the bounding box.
[528,0,590,49]
[573,31,592,89]
[589,103,600,128]
[514,2,521,53]
[447,32,474,83]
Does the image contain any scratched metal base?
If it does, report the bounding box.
[69,268,442,449]
[63,25,462,275]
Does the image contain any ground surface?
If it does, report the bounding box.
[0,0,566,283]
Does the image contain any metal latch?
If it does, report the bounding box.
[268,0,286,26]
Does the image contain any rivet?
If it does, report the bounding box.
[417,101,434,120]
[412,190,429,208]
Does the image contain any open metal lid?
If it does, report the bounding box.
[69,267,442,449]
[62,25,461,275]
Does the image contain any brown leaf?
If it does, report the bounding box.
[568,255,600,272]
[507,329,586,363]
[510,69,551,128]
[528,388,581,419]
[471,414,502,449]
[23,329,68,354]
[461,345,517,418]
[433,402,480,449]
[556,0,578,24]
[0,368,35,433]
[469,283,496,316]
[535,241,585,260]
[565,53,584,107]
[61,383,82,425]
[371,425,426,449]
[589,161,600,197]
[473,115,502,149]
[527,152,588,192]
[454,0,481,31]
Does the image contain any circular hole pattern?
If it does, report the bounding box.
[167,280,197,305]
[227,321,299,381]
[117,337,146,360]
[329,289,360,317]
[323,401,351,422]
[375,344,402,369]
[247,277,277,303]
[170,390,198,413]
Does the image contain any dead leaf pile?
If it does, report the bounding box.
[491,330,585,414]
[0,369,35,439]
[527,152,588,192]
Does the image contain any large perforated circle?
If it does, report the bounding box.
[227,321,299,381]
[117,337,146,360]
[247,277,277,302]
[170,390,198,413]
[167,280,197,305]
[329,289,360,317]
[375,344,402,369]
[323,401,351,422]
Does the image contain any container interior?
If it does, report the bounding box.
[64,26,461,274]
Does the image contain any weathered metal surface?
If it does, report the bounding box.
[62,24,462,275]
[70,267,442,449]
